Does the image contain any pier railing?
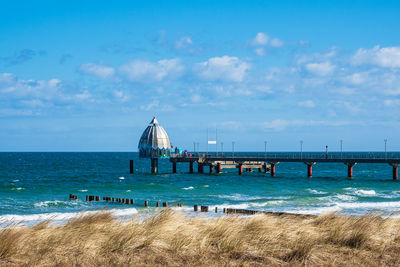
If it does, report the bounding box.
[171,152,400,161]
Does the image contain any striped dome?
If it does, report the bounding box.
[138,117,172,158]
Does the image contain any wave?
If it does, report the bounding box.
[0,208,138,226]
[78,189,88,192]
[306,189,327,194]
[217,194,265,201]
[34,200,78,208]
[354,189,376,196]
[182,186,194,190]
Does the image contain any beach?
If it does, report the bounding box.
[2,209,400,266]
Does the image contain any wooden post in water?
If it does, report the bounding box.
[215,207,218,213]
[130,160,134,174]
[156,201,159,207]
[163,202,168,207]
[145,201,148,207]
[201,206,209,212]
[216,163,222,173]
[238,163,243,175]
[194,204,198,211]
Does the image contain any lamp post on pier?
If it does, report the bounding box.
[300,140,303,159]
[264,141,267,159]
[221,142,224,157]
[384,139,388,159]
[232,141,235,158]
[340,140,343,159]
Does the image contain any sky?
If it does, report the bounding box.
[1,0,400,152]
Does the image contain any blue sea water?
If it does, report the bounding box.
[1,152,400,225]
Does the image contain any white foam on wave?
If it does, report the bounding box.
[0,208,138,226]
[119,177,125,180]
[12,187,24,191]
[306,189,327,194]
[334,194,357,201]
[203,185,209,188]
[336,201,400,209]
[78,189,88,192]
[182,186,194,190]
[12,179,19,182]
[34,200,78,208]
[250,200,286,207]
[354,189,376,196]
[217,194,265,201]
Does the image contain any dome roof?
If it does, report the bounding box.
[138,117,172,152]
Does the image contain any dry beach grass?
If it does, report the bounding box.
[2,209,400,266]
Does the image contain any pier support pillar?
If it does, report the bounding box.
[270,163,276,177]
[130,160,134,174]
[151,158,158,174]
[258,167,262,172]
[346,163,356,179]
[189,161,194,173]
[198,163,204,173]
[305,162,315,178]
[238,163,243,175]
[209,165,214,174]
[216,163,222,173]
[263,163,268,173]
[172,162,177,173]
[391,164,398,180]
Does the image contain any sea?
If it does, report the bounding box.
[1,152,400,226]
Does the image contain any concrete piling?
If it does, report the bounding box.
[189,161,194,173]
[130,160,134,174]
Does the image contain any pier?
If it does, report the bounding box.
[168,152,400,180]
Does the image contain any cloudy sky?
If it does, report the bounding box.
[1,0,400,151]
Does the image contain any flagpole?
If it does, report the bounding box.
[206,128,208,157]
[216,128,218,157]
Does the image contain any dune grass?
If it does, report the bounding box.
[1,209,400,266]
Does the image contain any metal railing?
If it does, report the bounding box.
[171,152,400,161]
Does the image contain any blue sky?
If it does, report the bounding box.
[1,0,400,152]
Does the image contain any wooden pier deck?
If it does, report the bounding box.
[168,152,400,179]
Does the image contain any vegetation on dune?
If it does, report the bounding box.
[1,210,400,266]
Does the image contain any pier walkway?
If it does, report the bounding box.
[169,152,400,179]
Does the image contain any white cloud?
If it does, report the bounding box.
[113,90,129,102]
[305,61,336,76]
[140,99,159,111]
[119,58,184,82]
[195,56,250,82]
[250,33,284,55]
[175,36,193,50]
[384,99,400,106]
[79,63,115,79]
[352,46,400,68]
[251,32,269,46]
[255,48,266,56]
[269,38,284,47]
[298,100,315,108]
